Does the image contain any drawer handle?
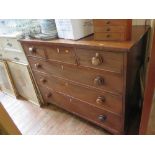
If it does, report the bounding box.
[7,43,12,47]
[96,96,106,104]
[29,47,36,53]
[65,50,69,53]
[91,53,103,66]
[57,48,60,53]
[106,34,110,38]
[46,92,52,98]
[40,78,47,83]
[98,115,107,122]
[14,57,20,61]
[35,63,42,68]
[106,21,111,24]
[106,28,111,31]
[94,76,104,86]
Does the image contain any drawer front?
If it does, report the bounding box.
[7,61,40,105]
[93,19,128,26]
[22,43,77,64]
[3,50,28,63]
[76,48,123,73]
[46,46,77,64]
[22,44,46,58]
[39,85,123,134]
[94,32,125,41]
[33,71,123,115]
[28,57,123,94]
[1,38,23,51]
[94,26,126,33]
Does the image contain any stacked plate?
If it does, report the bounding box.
[36,19,58,40]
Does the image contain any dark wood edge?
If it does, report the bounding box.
[139,26,155,134]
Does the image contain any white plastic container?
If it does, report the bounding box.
[55,19,93,40]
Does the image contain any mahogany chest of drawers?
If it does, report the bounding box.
[20,26,149,134]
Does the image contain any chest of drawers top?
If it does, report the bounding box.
[19,26,148,52]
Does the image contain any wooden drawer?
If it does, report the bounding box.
[76,48,124,73]
[33,71,123,115]
[94,32,125,41]
[28,57,123,94]
[93,19,129,26]
[1,38,23,51]
[3,49,28,64]
[22,44,46,58]
[22,43,77,64]
[94,26,126,33]
[46,46,77,64]
[39,85,123,134]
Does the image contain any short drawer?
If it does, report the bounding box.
[46,46,77,64]
[22,43,46,58]
[28,57,123,94]
[39,85,123,134]
[76,48,124,74]
[94,26,126,33]
[33,71,123,115]
[94,32,125,41]
[93,19,129,26]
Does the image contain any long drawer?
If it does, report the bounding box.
[93,19,129,26]
[28,57,123,94]
[38,84,123,134]
[3,49,28,64]
[94,33,125,41]
[94,26,126,33]
[33,71,123,115]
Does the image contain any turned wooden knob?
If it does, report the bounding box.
[106,34,110,38]
[35,63,41,68]
[106,28,111,31]
[46,92,52,98]
[94,76,104,86]
[40,78,47,83]
[29,47,36,53]
[98,115,107,122]
[96,96,106,104]
[106,21,111,24]
[14,57,20,61]
[91,53,103,66]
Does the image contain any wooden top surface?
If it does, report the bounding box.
[19,26,149,52]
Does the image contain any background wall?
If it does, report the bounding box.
[132,19,149,25]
